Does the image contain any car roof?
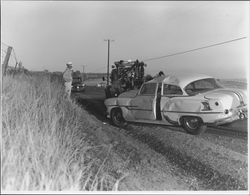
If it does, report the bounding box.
[147,72,213,88]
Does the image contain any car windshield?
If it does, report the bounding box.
[184,78,222,95]
[139,83,157,95]
[73,77,82,83]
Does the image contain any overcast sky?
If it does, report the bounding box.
[1,1,249,79]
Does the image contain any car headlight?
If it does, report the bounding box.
[201,101,211,111]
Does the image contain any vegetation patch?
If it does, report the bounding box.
[1,73,124,191]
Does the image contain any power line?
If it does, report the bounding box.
[143,37,247,62]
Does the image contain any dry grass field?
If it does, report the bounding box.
[1,73,125,191]
[219,79,247,89]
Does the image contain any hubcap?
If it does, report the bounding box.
[185,118,199,130]
[239,112,245,120]
[113,111,123,125]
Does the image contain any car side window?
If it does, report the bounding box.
[163,84,183,95]
[139,83,157,95]
[193,79,214,89]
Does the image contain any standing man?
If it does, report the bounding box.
[63,62,73,99]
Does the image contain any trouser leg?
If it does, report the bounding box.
[65,82,72,99]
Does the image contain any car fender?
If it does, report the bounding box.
[104,97,133,119]
[161,97,213,124]
[163,97,204,112]
[204,88,248,108]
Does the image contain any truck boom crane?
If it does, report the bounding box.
[105,59,146,98]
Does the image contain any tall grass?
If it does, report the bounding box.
[1,73,119,191]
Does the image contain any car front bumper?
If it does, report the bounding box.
[71,86,85,92]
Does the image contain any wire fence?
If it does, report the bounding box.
[1,42,18,67]
[1,42,28,76]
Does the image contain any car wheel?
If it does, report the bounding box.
[111,108,127,128]
[181,116,207,135]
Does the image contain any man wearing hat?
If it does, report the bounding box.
[63,62,73,99]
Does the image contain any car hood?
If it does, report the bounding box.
[104,96,132,107]
[118,89,139,98]
[72,82,84,84]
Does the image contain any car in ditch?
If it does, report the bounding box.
[71,76,86,92]
[104,73,248,135]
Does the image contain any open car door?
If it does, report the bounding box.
[129,83,157,120]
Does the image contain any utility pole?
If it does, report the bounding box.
[82,65,86,81]
[82,65,84,81]
[104,39,114,85]
[2,46,12,76]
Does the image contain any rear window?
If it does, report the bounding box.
[139,83,157,95]
[163,84,183,95]
[185,78,222,95]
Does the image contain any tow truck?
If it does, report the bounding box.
[105,59,146,98]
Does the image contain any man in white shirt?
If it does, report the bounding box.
[63,62,73,99]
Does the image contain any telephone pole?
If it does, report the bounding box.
[82,65,85,81]
[104,39,114,85]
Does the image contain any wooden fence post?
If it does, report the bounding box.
[2,46,12,76]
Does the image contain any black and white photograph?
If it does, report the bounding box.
[1,1,249,193]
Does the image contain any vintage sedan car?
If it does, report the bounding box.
[104,73,248,135]
[71,76,86,92]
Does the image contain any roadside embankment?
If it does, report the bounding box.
[1,73,125,191]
